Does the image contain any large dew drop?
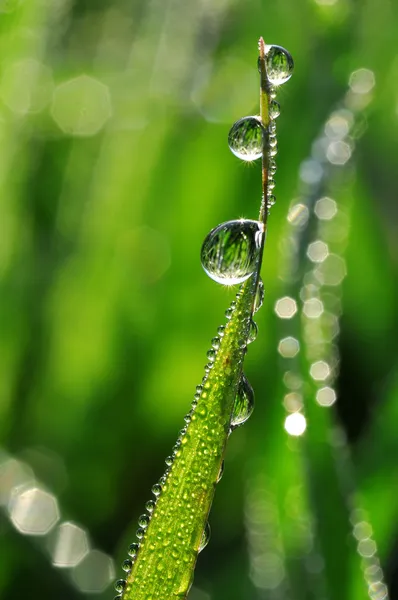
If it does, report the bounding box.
[201,219,263,285]
[264,45,294,85]
[228,116,266,161]
[231,374,255,429]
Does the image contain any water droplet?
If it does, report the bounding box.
[128,543,140,557]
[225,307,233,319]
[231,375,255,429]
[265,45,294,85]
[211,336,220,350]
[199,522,211,552]
[145,500,156,513]
[122,559,133,572]
[228,116,265,161]
[269,161,277,174]
[115,579,126,593]
[152,484,162,496]
[248,320,258,344]
[269,100,280,119]
[254,279,265,313]
[138,514,150,528]
[269,136,278,149]
[269,146,278,158]
[217,460,225,483]
[184,414,191,424]
[207,349,216,362]
[114,596,122,600]
[201,219,263,285]
[217,325,226,336]
[268,195,276,206]
[136,528,145,539]
[196,385,203,395]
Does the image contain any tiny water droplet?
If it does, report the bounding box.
[196,385,203,395]
[207,349,216,362]
[228,116,265,161]
[136,527,145,539]
[254,278,265,313]
[231,375,255,429]
[114,596,122,600]
[269,136,278,149]
[145,500,156,513]
[269,146,278,158]
[265,45,294,85]
[122,559,133,572]
[268,194,276,206]
[201,219,263,285]
[269,160,277,174]
[211,336,220,350]
[199,522,211,552]
[184,414,191,424]
[138,514,150,528]
[115,579,126,593]
[269,121,277,134]
[225,307,233,319]
[248,320,258,344]
[152,483,162,496]
[217,325,225,336]
[217,460,225,483]
[269,100,280,119]
[128,543,140,557]
[268,179,276,190]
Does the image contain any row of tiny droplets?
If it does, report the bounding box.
[113,42,295,600]
[274,67,388,600]
[114,292,264,598]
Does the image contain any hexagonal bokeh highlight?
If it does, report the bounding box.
[274,296,297,319]
[9,486,59,535]
[52,521,89,568]
[72,549,115,593]
[278,336,300,358]
[51,75,112,136]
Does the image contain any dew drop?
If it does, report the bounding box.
[254,278,265,313]
[268,194,276,206]
[269,161,277,175]
[115,579,126,593]
[217,325,226,336]
[217,460,225,483]
[207,349,216,362]
[122,559,133,573]
[225,307,233,319]
[269,100,280,119]
[201,219,263,285]
[265,45,294,85]
[228,116,266,161]
[138,514,150,528]
[145,500,156,513]
[211,336,220,350]
[128,543,140,557]
[136,528,145,539]
[196,385,203,395]
[248,320,258,344]
[199,522,211,552]
[152,483,162,496]
[231,375,255,429]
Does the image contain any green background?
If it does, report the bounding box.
[0,0,397,599]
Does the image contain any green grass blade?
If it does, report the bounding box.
[122,275,257,599]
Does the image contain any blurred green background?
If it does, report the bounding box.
[0,0,398,599]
